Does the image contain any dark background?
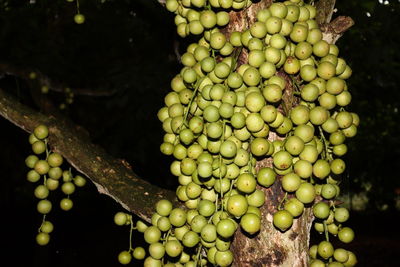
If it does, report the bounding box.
[0,0,399,266]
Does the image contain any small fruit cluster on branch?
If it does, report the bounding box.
[26,125,86,246]
[28,71,75,110]
[117,0,358,266]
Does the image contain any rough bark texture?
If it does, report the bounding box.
[320,16,354,44]
[223,1,354,266]
[0,89,178,222]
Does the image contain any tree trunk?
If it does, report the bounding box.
[231,188,313,267]
[221,1,313,265]
[220,1,353,266]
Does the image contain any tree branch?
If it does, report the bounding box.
[316,0,355,44]
[321,16,355,44]
[0,63,118,97]
[316,0,336,24]
[0,88,178,222]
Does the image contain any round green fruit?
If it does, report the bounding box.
[118,250,132,265]
[74,14,85,24]
[317,240,334,259]
[34,125,49,140]
[273,210,293,231]
[133,247,146,260]
[36,232,50,246]
[227,194,248,217]
[312,201,330,219]
[60,198,73,211]
[144,226,161,244]
[216,219,236,238]
[295,183,316,204]
[240,213,261,234]
[338,227,355,243]
[37,199,52,214]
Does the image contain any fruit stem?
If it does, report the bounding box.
[177,77,204,137]
[38,214,46,233]
[45,138,50,159]
[162,228,172,246]
[219,121,227,211]
[194,244,203,266]
[278,192,288,210]
[318,126,332,161]
[323,220,330,242]
[76,0,80,14]
[128,216,134,251]
[248,145,254,175]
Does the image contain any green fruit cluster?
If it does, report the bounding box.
[114,212,147,265]
[59,87,75,110]
[37,79,74,110]
[166,0,250,38]
[115,0,358,266]
[26,125,87,246]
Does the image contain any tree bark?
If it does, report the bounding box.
[0,88,179,222]
[218,1,354,266]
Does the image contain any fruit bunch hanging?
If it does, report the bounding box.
[25,125,87,246]
[118,0,357,266]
